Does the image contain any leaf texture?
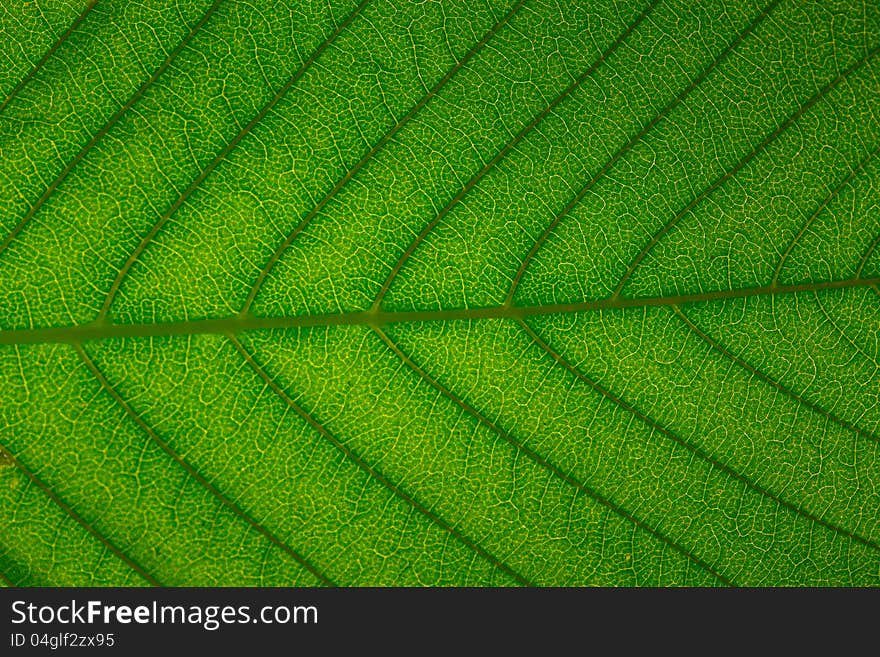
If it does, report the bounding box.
[0,0,878,586]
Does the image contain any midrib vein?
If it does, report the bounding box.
[1,276,876,345]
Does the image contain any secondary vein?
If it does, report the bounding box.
[672,305,880,446]
[374,325,732,585]
[520,319,880,556]
[0,0,227,259]
[74,343,335,586]
[0,0,99,116]
[98,0,373,320]
[0,439,161,586]
[228,334,533,586]
[240,0,533,315]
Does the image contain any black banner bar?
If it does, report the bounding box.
[1,587,875,653]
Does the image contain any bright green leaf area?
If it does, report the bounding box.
[0,0,878,586]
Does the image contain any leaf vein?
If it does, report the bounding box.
[240,0,533,315]
[610,44,880,298]
[370,0,663,310]
[0,439,160,586]
[0,0,226,261]
[856,232,880,278]
[519,319,880,555]
[0,0,98,116]
[811,293,880,370]
[227,334,533,586]
[672,305,880,445]
[73,343,335,586]
[98,0,373,320]
[771,142,880,286]
[373,325,732,585]
[504,0,783,305]
[1,278,876,345]
[0,561,17,587]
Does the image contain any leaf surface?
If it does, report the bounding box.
[1,0,879,586]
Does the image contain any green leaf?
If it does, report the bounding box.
[0,0,878,586]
